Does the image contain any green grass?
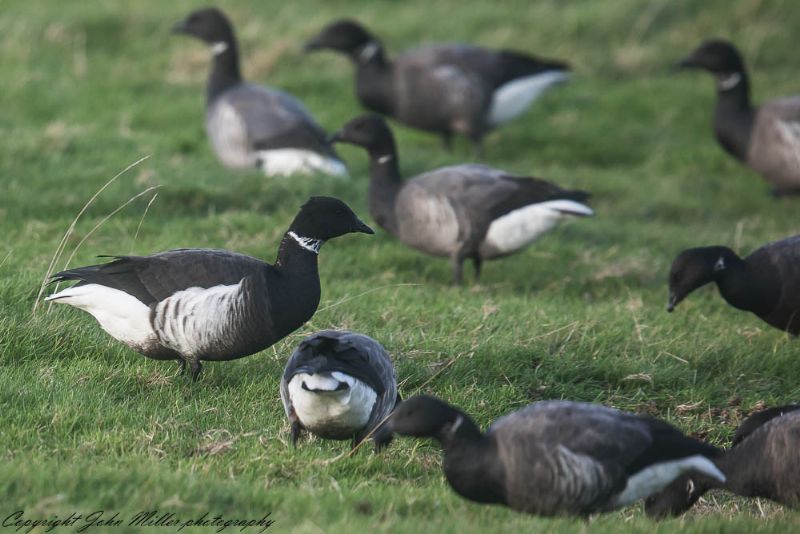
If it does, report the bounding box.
[2,0,800,532]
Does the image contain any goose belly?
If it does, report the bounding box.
[255,149,347,178]
[288,373,377,438]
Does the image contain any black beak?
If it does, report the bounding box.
[171,19,189,35]
[354,217,375,235]
[667,292,678,313]
[674,56,698,70]
[372,421,394,452]
[327,130,344,144]
[303,37,323,54]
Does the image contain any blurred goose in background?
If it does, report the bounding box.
[677,39,800,195]
[330,115,592,284]
[172,8,346,177]
[280,330,399,448]
[46,197,373,380]
[373,395,724,516]
[667,235,800,334]
[305,19,570,152]
[645,405,800,517]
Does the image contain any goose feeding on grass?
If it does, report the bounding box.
[373,395,724,516]
[280,330,399,448]
[172,8,346,177]
[677,39,800,195]
[330,114,592,284]
[645,405,800,518]
[46,197,373,380]
[304,19,570,151]
[667,235,800,334]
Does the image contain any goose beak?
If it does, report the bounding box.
[667,292,678,312]
[354,218,375,235]
[327,130,343,144]
[674,55,699,70]
[303,37,323,53]
[372,421,394,452]
[171,19,189,34]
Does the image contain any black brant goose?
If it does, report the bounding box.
[172,8,346,177]
[330,115,592,284]
[677,39,800,195]
[373,395,724,516]
[667,235,800,334]
[46,197,373,380]
[645,405,800,517]
[280,330,399,447]
[304,19,570,151]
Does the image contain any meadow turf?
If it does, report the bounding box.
[1,0,800,532]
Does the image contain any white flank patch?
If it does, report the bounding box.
[46,284,155,348]
[288,373,377,432]
[610,455,726,508]
[256,149,348,178]
[488,70,570,126]
[483,199,593,255]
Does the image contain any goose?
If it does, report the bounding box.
[677,39,800,195]
[304,19,570,151]
[172,8,347,177]
[645,405,800,518]
[372,395,724,517]
[667,235,800,334]
[46,197,373,380]
[280,330,399,447]
[330,114,592,284]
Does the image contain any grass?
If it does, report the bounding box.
[1,0,800,531]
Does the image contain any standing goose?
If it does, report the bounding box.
[304,19,570,151]
[677,39,800,195]
[172,8,346,177]
[46,197,373,380]
[645,405,800,518]
[280,330,399,448]
[667,235,800,334]
[330,115,592,284]
[373,395,724,516]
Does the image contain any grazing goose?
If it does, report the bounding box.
[667,235,800,334]
[172,8,346,177]
[373,395,724,516]
[645,405,800,518]
[46,197,373,380]
[304,19,570,151]
[330,115,592,284]
[280,330,399,447]
[677,39,800,195]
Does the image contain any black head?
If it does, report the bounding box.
[667,246,736,312]
[289,196,374,241]
[733,405,800,446]
[172,7,235,45]
[677,39,746,75]
[304,19,377,57]
[373,395,474,450]
[644,474,705,519]
[329,115,397,156]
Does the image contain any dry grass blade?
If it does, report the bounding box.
[133,191,159,246]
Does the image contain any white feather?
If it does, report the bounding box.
[488,71,570,126]
[288,373,377,432]
[610,455,726,508]
[256,149,348,178]
[482,199,593,255]
[46,284,156,348]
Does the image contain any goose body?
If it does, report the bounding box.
[374,396,724,516]
[331,115,592,283]
[280,330,399,446]
[305,20,569,150]
[46,197,373,380]
[173,8,346,177]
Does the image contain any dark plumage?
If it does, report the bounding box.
[667,235,800,334]
[172,8,346,177]
[330,115,592,284]
[305,19,569,151]
[645,405,800,518]
[46,197,373,380]
[373,395,724,516]
[677,39,800,195]
[280,330,399,447]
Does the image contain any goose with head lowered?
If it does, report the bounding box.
[677,39,800,195]
[373,395,724,517]
[280,330,399,448]
[46,197,373,380]
[172,8,346,177]
[667,235,800,334]
[330,115,592,284]
[645,405,800,518]
[305,19,570,151]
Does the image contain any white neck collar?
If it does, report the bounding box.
[359,41,380,63]
[288,231,324,254]
[211,41,229,56]
[377,154,393,164]
[718,72,742,91]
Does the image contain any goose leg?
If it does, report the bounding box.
[451,254,466,285]
[472,257,482,281]
[187,357,202,382]
[290,421,303,446]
